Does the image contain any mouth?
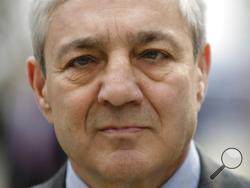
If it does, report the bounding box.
[99,126,148,135]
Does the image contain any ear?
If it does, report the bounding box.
[26,56,53,123]
[196,43,211,111]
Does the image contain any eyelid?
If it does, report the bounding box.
[69,55,97,66]
[138,49,171,59]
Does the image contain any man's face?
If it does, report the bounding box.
[28,0,210,187]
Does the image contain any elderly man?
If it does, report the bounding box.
[27,0,250,187]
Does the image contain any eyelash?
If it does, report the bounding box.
[69,55,97,67]
[138,49,171,61]
[67,49,171,68]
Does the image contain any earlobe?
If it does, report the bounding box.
[197,80,205,106]
[26,56,53,123]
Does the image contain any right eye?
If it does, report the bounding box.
[69,55,97,67]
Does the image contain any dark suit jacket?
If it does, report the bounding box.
[31,151,250,188]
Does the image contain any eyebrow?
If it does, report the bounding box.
[130,31,181,49]
[56,31,181,60]
[56,37,104,60]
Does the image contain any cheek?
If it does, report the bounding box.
[142,69,197,143]
[46,76,99,154]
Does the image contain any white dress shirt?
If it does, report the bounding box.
[66,141,200,188]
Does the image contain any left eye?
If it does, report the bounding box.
[70,55,96,67]
[139,50,167,60]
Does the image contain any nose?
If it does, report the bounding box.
[98,52,143,106]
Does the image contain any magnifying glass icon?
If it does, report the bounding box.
[210,148,243,180]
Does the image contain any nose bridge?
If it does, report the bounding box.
[106,52,132,83]
[98,51,143,106]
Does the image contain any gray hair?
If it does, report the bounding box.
[178,0,206,56]
[29,0,206,76]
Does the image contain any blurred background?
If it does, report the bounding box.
[0,0,249,187]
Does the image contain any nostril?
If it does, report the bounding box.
[97,82,143,106]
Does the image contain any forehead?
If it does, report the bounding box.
[45,0,191,55]
[53,0,180,15]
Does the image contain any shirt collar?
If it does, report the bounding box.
[161,141,201,188]
[66,141,200,188]
[66,161,89,188]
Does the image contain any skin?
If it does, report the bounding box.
[27,0,210,187]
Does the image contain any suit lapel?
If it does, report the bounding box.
[198,149,221,188]
[34,164,67,188]
[50,165,67,188]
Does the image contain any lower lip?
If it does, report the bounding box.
[100,127,145,134]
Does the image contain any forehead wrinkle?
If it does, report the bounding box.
[106,16,132,48]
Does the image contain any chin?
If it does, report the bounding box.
[97,150,154,180]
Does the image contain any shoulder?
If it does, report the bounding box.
[197,148,250,188]
[30,165,67,188]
